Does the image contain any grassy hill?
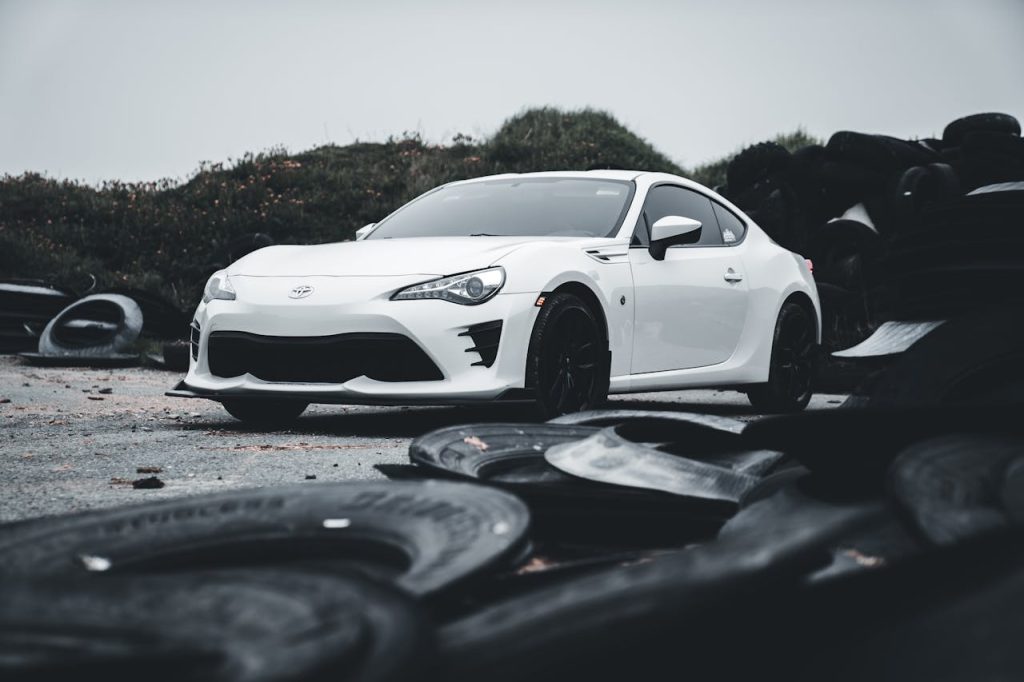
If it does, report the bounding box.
[0,107,811,309]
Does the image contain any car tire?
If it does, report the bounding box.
[747,302,817,413]
[0,570,432,682]
[221,399,308,425]
[38,293,143,358]
[943,112,1021,146]
[0,480,531,598]
[526,292,609,419]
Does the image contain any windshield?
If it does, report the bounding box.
[366,178,635,240]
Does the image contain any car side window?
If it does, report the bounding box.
[640,185,723,247]
[630,212,649,247]
[712,201,747,245]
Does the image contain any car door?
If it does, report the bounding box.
[628,184,750,374]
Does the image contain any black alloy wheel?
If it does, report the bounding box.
[527,293,608,419]
[747,302,817,413]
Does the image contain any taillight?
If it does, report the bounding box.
[805,258,814,274]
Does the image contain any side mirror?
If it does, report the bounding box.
[355,223,376,241]
[648,215,701,260]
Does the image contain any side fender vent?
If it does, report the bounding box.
[459,320,503,368]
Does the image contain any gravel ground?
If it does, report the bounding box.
[0,355,846,522]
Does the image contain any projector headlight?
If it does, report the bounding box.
[391,267,505,305]
[202,270,236,303]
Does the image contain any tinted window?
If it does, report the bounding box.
[630,212,649,247]
[712,201,746,244]
[640,185,723,247]
[367,178,635,240]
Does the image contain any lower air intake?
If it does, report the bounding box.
[208,332,443,383]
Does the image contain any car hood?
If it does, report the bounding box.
[227,236,555,277]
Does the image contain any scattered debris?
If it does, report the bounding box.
[132,476,165,489]
[98,387,113,394]
[136,466,162,474]
[305,474,317,480]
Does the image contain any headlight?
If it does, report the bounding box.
[391,266,505,305]
[202,270,236,303]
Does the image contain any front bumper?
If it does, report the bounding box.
[171,275,540,404]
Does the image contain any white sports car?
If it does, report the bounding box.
[170,171,820,423]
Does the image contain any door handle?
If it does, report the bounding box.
[724,268,743,283]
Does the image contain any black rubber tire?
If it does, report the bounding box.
[0,481,530,598]
[438,496,868,682]
[860,306,1024,407]
[222,399,309,425]
[100,287,189,340]
[747,302,817,413]
[893,163,961,219]
[526,292,609,419]
[38,293,143,358]
[543,426,770,507]
[826,132,935,173]
[0,570,432,682]
[943,112,1021,146]
[807,219,881,290]
[409,422,729,545]
[0,280,74,354]
[161,340,190,371]
[726,142,791,193]
[888,433,1024,546]
[548,408,745,434]
[741,404,1024,490]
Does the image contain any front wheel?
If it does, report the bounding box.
[221,399,308,426]
[526,292,609,419]
[747,302,817,413]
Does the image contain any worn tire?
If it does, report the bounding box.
[943,112,1021,146]
[38,294,143,358]
[526,293,609,419]
[0,481,531,598]
[0,570,432,682]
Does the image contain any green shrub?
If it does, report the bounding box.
[0,107,810,309]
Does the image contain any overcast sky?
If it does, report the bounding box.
[2,0,1022,185]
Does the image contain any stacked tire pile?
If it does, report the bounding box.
[721,112,1024,380]
[5,302,1024,682]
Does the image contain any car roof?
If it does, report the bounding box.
[448,170,647,186]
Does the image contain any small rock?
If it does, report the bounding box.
[333,463,339,468]
[136,466,162,474]
[98,387,113,395]
[132,476,165,489]
[305,474,317,480]
[87,396,104,401]
[0,398,10,404]
[217,476,223,480]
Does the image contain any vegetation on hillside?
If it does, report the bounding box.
[0,107,809,308]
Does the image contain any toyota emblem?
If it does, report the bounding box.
[289,285,314,299]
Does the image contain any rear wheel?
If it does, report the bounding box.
[221,399,308,426]
[526,293,609,419]
[747,302,817,413]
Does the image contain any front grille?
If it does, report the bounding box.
[190,321,201,360]
[459,320,502,368]
[207,332,443,383]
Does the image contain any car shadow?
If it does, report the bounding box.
[181,395,776,438]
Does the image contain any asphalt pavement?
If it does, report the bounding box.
[0,355,846,523]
